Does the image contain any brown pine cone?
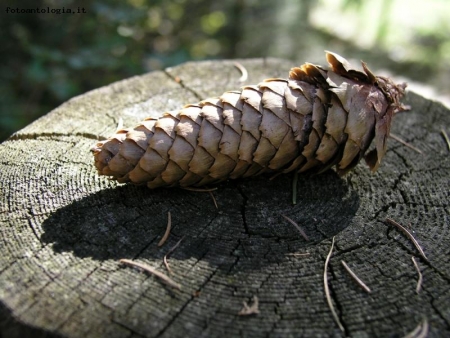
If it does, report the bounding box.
[92,52,407,188]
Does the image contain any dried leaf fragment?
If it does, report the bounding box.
[238,296,260,316]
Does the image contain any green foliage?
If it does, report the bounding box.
[1,0,449,142]
[1,0,246,141]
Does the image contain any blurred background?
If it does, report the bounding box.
[1,0,449,142]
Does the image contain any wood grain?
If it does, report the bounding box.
[1,58,449,338]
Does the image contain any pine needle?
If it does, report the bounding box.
[163,236,185,275]
[403,318,429,338]
[286,252,310,257]
[281,214,309,241]
[158,211,172,247]
[292,171,299,205]
[119,259,181,290]
[238,296,260,315]
[324,237,345,333]
[441,128,450,152]
[115,117,124,132]
[234,62,248,83]
[389,133,423,154]
[341,260,371,293]
[209,191,218,209]
[181,187,218,209]
[182,187,218,192]
[386,218,428,261]
[162,256,172,275]
[411,256,423,294]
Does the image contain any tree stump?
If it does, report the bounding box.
[1,58,449,338]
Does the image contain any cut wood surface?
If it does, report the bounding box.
[0,58,449,338]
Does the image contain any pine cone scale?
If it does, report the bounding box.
[222,105,243,135]
[188,146,214,176]
[261,88,292,127]
[237,131,258,164]
[240,104,262,141]
[315,133,339,164]
[168,136,194,171]
[139,149,166,177]
[219,126,240,161]
[252,136,277,167]
[268,130,297,170]
[325,98,347,145]
[259,108,290,149]
[241,87,263,113]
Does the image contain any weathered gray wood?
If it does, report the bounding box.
[1,58,449,338]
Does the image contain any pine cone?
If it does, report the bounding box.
[92,52,407,188]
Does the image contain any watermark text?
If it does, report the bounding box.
[5,7,86,15]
